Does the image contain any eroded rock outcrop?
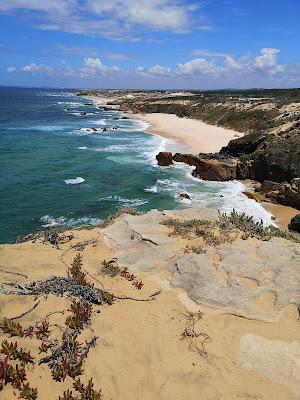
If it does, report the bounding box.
[256,178,300,210]
[236,129,300,182]
[221,131,267,156]
[103,208,300,322]
[157,128,300,209]
[172,153,237,181]
[192,159,237,181]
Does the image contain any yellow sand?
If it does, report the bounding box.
[133,112,243,153]
[0,226,299,400]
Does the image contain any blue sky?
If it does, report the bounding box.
[0,0,299,89]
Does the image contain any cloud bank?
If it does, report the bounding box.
[5,48,299,88]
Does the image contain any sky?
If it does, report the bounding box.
[0,0,299,89]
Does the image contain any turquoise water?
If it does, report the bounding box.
[0,87,273,243]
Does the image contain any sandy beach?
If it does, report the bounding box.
[132,112,243,154]
[83,95,243,154]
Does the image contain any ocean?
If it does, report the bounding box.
[0,87,273,243]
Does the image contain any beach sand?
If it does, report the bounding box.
[82,94,242,154]
[132,112,243,153]
[1,223,299,400]
[264,202,299,230]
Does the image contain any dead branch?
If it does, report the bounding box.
[10,301,40,321]
[114,290,161,302]
[0,268,28,279]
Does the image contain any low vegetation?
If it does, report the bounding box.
[0,254,106,399]
[0,251,160,399]
[161,210,300,252]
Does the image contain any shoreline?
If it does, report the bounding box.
[131,112,243,154]
[80,94,298,229]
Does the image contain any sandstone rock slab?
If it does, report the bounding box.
[240,334,300,397]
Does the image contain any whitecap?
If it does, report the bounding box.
[78,146,88,150]
[40,215,103,228]
[90,119,107,126]
[64,177,85,185]
[98,195,148,207]
[144,185,158,193]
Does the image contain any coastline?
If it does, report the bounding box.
[81,94,243,154]
[80,94,298,229]
[131,112,243,154]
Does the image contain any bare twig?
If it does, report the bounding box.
[114,290,161,302]
[0,268,28,279]
[10,301,40,321]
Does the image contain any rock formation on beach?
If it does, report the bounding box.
[155,121,300,211]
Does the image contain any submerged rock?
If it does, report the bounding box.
[179,193,191,200]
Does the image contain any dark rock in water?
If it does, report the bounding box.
[102,127,108,132]
[221,131,267,156]
[84,103,93,106]
[92,128,97,132]
[113,117,119,120]
[179,193,191,200]
[121,116,129,119]
[80,112,87,116]
[156,152,173,166]
[173,153,237,181]
[288,214,300,232]
[112,126,119,130]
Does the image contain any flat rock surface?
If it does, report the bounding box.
[168,239,300,321]
[240,334,300,397]
[103,207,217,273]
[104,208,300,321]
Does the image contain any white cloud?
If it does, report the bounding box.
[224,56,241,70]
[7,48,295,87]
[86,0,195,32]
[137,65,172,76]
[253,48,284,75]
[254,48,280,69]
[0,0,204,39]
[176,58,215,75]
[6,66,17,72]
[0,0,75,16]
[21,63,54,74]
[192,49,229,58]
[81,57,122,76]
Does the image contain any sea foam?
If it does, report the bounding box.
[64,177,85,185]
